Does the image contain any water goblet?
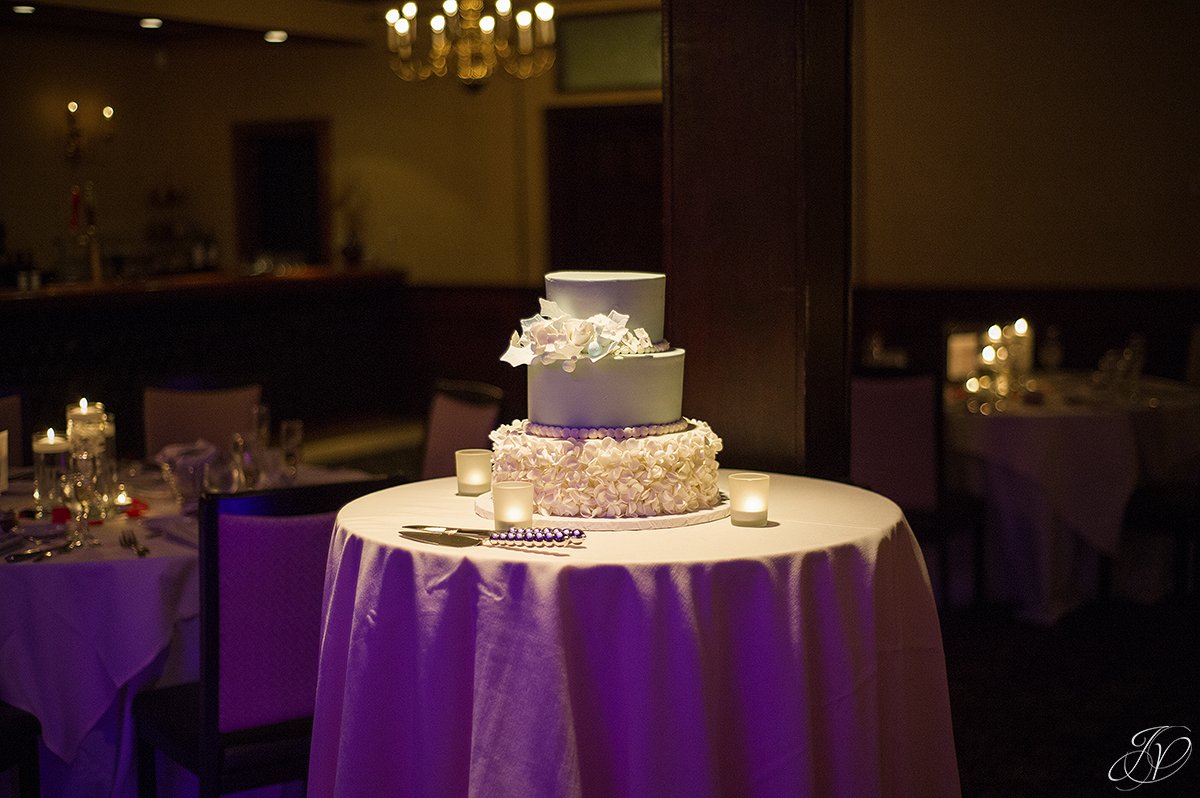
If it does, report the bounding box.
[279,420,304,480]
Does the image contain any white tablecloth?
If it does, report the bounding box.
[0,491,199,797]
[946,373,1200,622]
[309,473,960,797]
[0,463,372,798]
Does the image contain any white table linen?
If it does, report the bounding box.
[309,473,960,797]
[0,462,373,798]
[946,373,1200,623]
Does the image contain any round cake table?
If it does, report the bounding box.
[308,472,960,797]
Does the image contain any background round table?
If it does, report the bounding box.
[309,472,960,797]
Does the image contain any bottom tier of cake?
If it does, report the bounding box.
[489,419,724,519]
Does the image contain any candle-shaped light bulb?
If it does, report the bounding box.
[515,9,532,52]
[47,427,56,444]
[68,101,78,114]
[981,345,997,364]
[80,398,88,413]
[480,15,495,34]
[533,1,554,45]
[102,106,114,120]
[431,14,446,32]
[987,325,1002,343]
[443,0,457,16]
[402,1,417,19]
[1014,317,1029,336]
[496,0,511,15]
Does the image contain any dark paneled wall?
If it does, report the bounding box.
[1,272,414,459]
[852,287,1200,380]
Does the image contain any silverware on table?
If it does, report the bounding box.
[119,530,150,557]
[5,539,83,563]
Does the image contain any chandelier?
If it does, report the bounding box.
[385,0,556,85]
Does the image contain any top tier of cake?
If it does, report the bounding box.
[545,271,666,343]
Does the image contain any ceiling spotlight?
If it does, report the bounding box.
[264,30,288,43]
[139,18,162,29]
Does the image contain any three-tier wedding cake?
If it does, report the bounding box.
[491,270,723,519]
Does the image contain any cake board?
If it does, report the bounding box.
[474,492,731,531]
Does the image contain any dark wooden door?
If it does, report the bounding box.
[545,104,662,272]
[232,119,331,267]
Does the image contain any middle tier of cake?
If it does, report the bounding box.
[528,347,685,428]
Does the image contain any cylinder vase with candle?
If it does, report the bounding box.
[34,428,71,516]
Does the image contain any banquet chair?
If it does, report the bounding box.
[143,384,262,458]
[1,392,25,467]
[1187,324,1200,386]
[0,699,40,798]
[1102,475,1200,601]
[850,370,987,608]
[132,476,403,798]
[418,378,504,479]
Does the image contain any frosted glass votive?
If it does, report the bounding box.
[455,448,493,496]
[492,480,533,530]
[729,472,770,527]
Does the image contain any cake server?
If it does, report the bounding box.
[402,524,491,539]
[398,527,484,547]
[399,525,587,548]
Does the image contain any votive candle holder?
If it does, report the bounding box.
[729,472,770,527]
[492,480,533,531]
[455,448,493,496]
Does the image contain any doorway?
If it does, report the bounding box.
[545,104,662,272]
[232,119,331,267]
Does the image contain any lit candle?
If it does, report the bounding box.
[492,480,533,530]
[33,428,71,513]
[455,448,493,496]
[728,472,770,527]
[33,427,70,454]
[67,397,105,421]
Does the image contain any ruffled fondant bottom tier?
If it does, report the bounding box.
[489,419,723,519]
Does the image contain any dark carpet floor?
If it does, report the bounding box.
[943,596,1199,797]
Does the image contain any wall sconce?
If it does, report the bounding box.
[65,100,116,164]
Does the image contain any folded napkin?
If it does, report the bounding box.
[154,439,220,471]
[155,440,219,505]
[141,515,199,548]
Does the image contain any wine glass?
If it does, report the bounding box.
[279,420,303,481]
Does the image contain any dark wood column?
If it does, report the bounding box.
[662,0,851,478]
